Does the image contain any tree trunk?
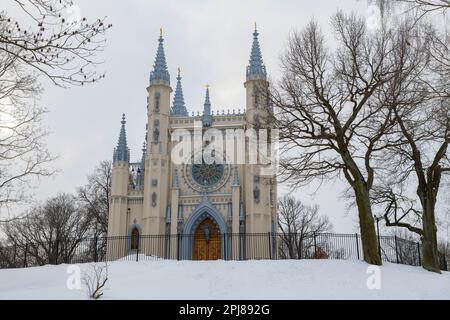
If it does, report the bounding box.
[421,199,441,273]
[354,181,382,265]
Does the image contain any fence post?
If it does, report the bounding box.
[243,232,247,261]
[177,233,181,261]
[222,233,226,261]
[55,239,59,265]
[165,234,169,259]
[417,242,421,266]
[376,217,381,261]
[23,243,28,268]
[394,235,399,264]
[13,244,17,267]
[239,232,243,261]
[355,234,360,260]
[94,237,98,263]
[299,234,303,259]
[136,235,140,262]
[268,232,272,260]
[313,232,317,259]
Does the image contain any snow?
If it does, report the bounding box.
[0,260,448,300]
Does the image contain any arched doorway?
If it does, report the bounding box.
[130,227,140,250]
[193,217,221,260]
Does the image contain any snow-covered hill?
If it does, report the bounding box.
[0,260,448,300]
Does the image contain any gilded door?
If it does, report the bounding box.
[193,217,221,260]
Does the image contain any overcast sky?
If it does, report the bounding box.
[5,0,431,233]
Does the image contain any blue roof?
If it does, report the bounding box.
[150,32,170,85]
[113,114,130,163]
[171,69,188,116]
[202,86,213,126]
[246,26,267,81]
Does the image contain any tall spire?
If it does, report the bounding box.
[171,68,188,116]
[113,114,130,163]
[203,84,211,114]
[202,84,213,127]
[150,28,170,85]
[246,23,267,81]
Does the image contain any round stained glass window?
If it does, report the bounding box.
[191,162,225,187]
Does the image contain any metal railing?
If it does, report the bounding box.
[0,232,447,271]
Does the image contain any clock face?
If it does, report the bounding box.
[191,162,225,187]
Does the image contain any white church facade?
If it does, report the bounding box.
[107,27,277,260]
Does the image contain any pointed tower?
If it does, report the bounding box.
[171,68,188,116]
[245,24,270,131]
[246,23,267,81]
[243,24,274,234]
[108,114,131,237]
[143,29,173,237]
[150,29,170,86]
[113,114,130,163]
[202,84,213,127]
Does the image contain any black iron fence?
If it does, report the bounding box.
[0,232,447,271]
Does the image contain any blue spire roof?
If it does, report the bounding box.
[202,85,213,127]
[150,29,170,86]
[246,24,267,81]
[171,68,188,116]
[113,114,130,163]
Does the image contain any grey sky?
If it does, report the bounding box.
[6,0,434,234]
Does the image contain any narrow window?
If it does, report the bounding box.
[155,92,161,112]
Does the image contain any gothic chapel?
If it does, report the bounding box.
[107,26,277,260]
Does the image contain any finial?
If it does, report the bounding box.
[171,66,188,116]
[114,113,130,163]
[254,21,257,32]
[247,22,267,80]
[205,83,210,89]
[150,27,170,85]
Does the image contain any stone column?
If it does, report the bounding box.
[170,188,179,259]
[232,166,241,260]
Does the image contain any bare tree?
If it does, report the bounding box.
[369,21,449,272]
[1,0,111,87]
[368,0,449,17]
[1,193,92,265]
[269,11,430,265]
[77,160,111,237]
[0,58,54,216]
[399,0,450,15]
[83,262,109,300]
[277,195,332,259]
[0,1,111,218]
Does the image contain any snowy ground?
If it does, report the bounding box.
[0,260,448,300]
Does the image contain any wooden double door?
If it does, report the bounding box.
[193,217,221,260]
